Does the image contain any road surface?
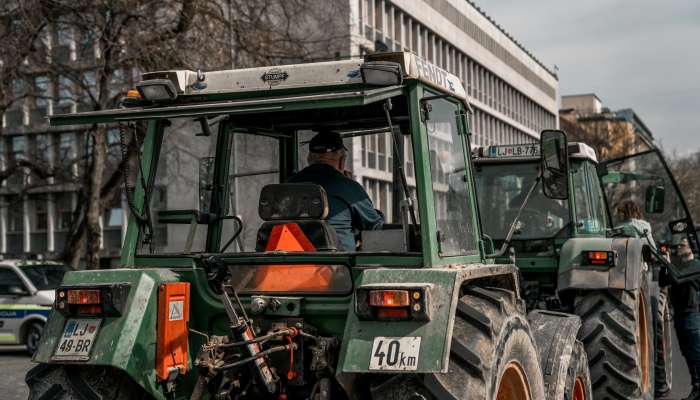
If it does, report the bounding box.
[0,329,694,400]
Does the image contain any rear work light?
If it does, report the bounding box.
[136,79,178,101]
[56,284,130,317]
[356,286,430,321]
[582,250,617,268]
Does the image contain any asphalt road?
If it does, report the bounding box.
[0,346,32,400]
[0,330,694,400]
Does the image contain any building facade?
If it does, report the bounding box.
[560,93,653,161]
[1,0,559,259]
[348,0,559,220]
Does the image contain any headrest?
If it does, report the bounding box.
[259,183,329,220]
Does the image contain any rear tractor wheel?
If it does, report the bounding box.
[653,286,672,397]
[423,286,544,400]
[26,364,151,400]
[575,279,654,399]
[528,310,592,400]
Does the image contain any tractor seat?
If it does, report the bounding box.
[255,183,338,252]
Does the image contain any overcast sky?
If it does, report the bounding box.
[483,1,700,155]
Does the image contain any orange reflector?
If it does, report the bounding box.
[377,308,409,319]
[156,282,190,381]
[265,223,315,252]
[369,290,410,307]
[67,289,101,305]
[126,89,141,98]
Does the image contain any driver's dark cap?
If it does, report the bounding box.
[309,130,347,153]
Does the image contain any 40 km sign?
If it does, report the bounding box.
[369,336,421,371]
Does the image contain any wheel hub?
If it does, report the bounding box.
[497,361,531,400]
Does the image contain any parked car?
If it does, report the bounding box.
[0,260,67,354]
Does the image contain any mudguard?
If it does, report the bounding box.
[336,264,519,376]
[557,237,648,292]
[32,268,181,400]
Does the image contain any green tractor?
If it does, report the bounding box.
[473,136,658,399]
[25,52,585,399]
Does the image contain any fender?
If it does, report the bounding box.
[336,263,519,377]
[557,237,649,292]
[32,268,181,400]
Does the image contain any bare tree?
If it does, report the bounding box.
[0,0,349,268]
[669,151,700,224]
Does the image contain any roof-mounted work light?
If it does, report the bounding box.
[360,61,403,86]
[136,79,178,101]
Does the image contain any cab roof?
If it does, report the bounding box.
[49,52,468,127]
[473,142,598,163]
[144,52,466,101]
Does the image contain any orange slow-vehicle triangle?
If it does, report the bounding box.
[265,223,316,252]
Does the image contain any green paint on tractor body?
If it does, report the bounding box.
[33,53,527,399]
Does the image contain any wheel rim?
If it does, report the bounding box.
[573,377,586,400]
[637,292,650,392]
[496,361,531,400]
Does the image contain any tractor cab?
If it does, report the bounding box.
[474,139,608,259]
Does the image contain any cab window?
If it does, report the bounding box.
[424,96,477,256]
[572,161,609,235]
[0,268,26,295]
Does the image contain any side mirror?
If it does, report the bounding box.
[645,185,665,213]
[198,157,215,215]
[540,129,569,200]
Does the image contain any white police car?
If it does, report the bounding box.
[0,260,67,354]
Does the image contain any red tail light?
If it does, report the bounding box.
[582,250,616,268]
[56,284,130,316]
[67,289,101,305]
[369,290,410,307]
[356,286,430,321]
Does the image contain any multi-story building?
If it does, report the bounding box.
[560,93,653,161]
[347,0,559,220]
[1,0,559,259]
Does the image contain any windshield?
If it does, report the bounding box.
[475,161,570,242]
[22,264,67,290]
[137,95,432,255]
[602,150,699,255]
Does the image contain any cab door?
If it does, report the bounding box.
[600,149,700,281]
[0,266,31,344]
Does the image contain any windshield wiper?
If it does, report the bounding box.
[487,176,541,258]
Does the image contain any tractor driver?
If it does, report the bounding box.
[288,130,384,251]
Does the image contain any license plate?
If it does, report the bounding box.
[369,336,421,371]
[52,319,101,361]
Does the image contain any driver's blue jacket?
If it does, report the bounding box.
[288,163,384,251]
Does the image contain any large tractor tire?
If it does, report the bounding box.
[652,285,673,397]
[574,276,654,399]
[423,286,544,400]
[528,310,592,400]
[26,363,151,400]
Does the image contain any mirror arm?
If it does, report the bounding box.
[487,175,542,258]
